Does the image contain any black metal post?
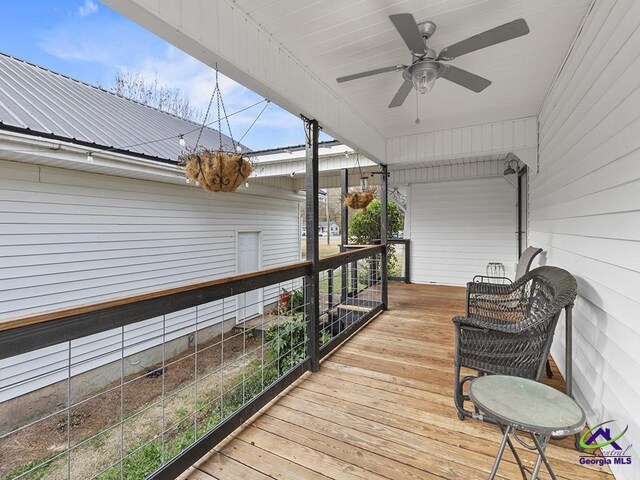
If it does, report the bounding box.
[304,118,320,372]
[565,304,573,397]
[380,164,389,309]
[327,268,334,313]
[340,168,349,303]
[517,166,527,257]
[404,240,411,284]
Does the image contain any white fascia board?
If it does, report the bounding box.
[386,116,538,166]
[0,131,300,202]
[102,0,386,163]
[257,154,376,178]
[255,145,354,163]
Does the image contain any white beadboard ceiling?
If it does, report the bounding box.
[232,0,591,138]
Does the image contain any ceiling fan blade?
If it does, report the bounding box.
[439,65,491,92]
[437,18,529,60]
[388,80,413,108]
[337,65,404,83]
[389,14,426,54]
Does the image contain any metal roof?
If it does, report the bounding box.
[0,52,240,163]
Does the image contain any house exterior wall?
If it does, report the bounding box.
[408,176,517,286]
[0,159,300,403]
[530,0,640,476]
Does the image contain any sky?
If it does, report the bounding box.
[0,0,331,150]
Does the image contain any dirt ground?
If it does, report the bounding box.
[0,329,261,479]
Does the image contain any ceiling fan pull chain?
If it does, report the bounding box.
[415,90,421,125]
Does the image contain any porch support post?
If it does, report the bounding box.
[380,164,389,310]
[304,118,320,373]
[340,169,349,303]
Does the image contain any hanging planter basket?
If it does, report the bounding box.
[344,173,375,209]
[343,189,374,209]
[180,150,252,193]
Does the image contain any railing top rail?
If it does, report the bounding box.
[0,261,312,360]
[320,244,383,271]
[0,261,312,333]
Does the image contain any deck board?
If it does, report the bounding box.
[188,283,613,480]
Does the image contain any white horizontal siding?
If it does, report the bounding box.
[390,158,503,185]
[409,177,517,286]
[0,159,300,401]
[386,117,537,165]
[531,1,640,477]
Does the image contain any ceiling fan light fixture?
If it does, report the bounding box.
[409,63,438,94]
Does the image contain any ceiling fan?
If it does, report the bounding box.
[336,14,530,108]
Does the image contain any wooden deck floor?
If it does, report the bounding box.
[185,284,613,480]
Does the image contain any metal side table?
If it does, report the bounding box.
[469,375,585,480]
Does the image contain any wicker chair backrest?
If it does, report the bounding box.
[514,266,577,331]
[515,246,543,280]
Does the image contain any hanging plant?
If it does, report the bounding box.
[180,66,267,193]
[179,150,252,193]
[344,156,375,209]
[344,189,374,209]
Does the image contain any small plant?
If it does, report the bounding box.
[265,316,330,375]
[277,288,305,314]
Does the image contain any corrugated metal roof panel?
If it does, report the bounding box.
[0,52,240,162]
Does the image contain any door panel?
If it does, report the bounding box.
[237,232,261,320]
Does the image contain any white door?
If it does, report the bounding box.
[237,232,262,320]
[409,177,518,285]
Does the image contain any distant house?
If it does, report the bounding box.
[0,53,301,408]
[300,222,338,236]
[319,221,339,236]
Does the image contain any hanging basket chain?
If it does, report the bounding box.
[180,64,256,193]
[216,70,237,151]
[195,77,217,150]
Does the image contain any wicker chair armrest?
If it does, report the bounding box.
[472,275,514,284]
[466,281,518,296]
[452,315,515,333]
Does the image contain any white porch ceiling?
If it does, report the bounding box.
[234,0,590,138]
[104,0,591,164]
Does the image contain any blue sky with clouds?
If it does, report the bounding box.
[0,0,330,150]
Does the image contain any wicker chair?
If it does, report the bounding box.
[473,246,543,284]
[453,266,577,421]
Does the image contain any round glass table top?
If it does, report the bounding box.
[469,375,585,435]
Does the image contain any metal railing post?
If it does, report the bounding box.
[304,117,320,372]
[380,164,389,309]
[340,169,349,303]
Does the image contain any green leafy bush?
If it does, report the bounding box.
[265,316,330,375]
[348,199,403,244]
[277,288,305,314]
[349,199,404,276]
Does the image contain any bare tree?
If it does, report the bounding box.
[106,71,203,122]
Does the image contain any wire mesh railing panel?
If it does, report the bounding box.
[319,249,383,352]
[0,269,311,480]
[0,248,385,479]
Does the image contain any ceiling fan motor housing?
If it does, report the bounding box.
[417,21,437,39]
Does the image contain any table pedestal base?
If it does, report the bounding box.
[488,425,558,480]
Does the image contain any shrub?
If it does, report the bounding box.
[266,316,330,375]
[277,288,305,314]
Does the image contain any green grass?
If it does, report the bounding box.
[0,450,63,480]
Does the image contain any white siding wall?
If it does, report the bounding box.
[409,177,518,286]
[0,159,300,401]
[531,1,640,477]
[386,117,537,165]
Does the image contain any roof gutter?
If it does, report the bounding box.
[0,122,178,166]
[0,130,303,202]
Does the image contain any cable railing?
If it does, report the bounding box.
[0,245,384,480]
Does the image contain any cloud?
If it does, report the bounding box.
[120,45,301,135]
[78,0,98,17]
[40,17,304,148]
